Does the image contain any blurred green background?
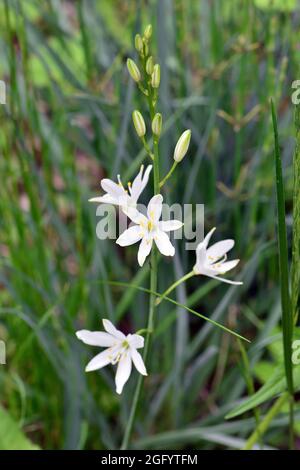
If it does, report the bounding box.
[0,0,299,450]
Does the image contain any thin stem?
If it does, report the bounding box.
[94,279,250,343]
[289,395,295,450]
[156,271,194,305]
[141,137,154,160]
[237,339,261,447]
[159,161,178,188]
[121,58,160,449]
[243,392,289,450]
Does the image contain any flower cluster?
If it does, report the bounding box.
[76,25,243,396]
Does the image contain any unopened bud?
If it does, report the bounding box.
[143,41,149,57]
[174,129,191,162]
[132,110,146,137]
[151,64,160,88]
[146,56,154,75]
[152,113,162,137]
[144,24,152,40]
[134,34,143,52]
[127,58,141,82]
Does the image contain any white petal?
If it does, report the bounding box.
[206,239,234,260]
[194,243,207,274]
[130,165,152,202]
[128,334,144,349]
[122,206,148,225]
[102,319,125,340]
[154,230,175,257]
[137,236,153,266]
[203,227,216,248]
[131,348,147,376]
[218,259,240,273]
[101,178,126,198]
[208,274,243,285]
[76,330,115,347]
[116,225,143,247]
[115,352,132,394]
[158,220,183,232]
[88,194,117,205]
[85,349,111,372]
[147,194,163,222]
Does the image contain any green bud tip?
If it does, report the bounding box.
[132,110,146,137]
[146,56,154,75]
[142,41,149,57]
[134,34,143,52]
[144,24,152,40]
[174,129,192,162]
[126,58,141,82]
[151,64,160,88]
[152,113,162,137]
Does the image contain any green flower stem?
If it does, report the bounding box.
[237,339,261,447]
[141,137,154,161]
[121,66,160,450]
[159,161,178,188]
[95,279,250,342]
[137,83,148,96]
[243,392,289,450]
[156,271,194,306]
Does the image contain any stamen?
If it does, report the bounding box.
[117,175,124,189]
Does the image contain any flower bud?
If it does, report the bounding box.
[127,58,141,82]
[144,24,152,40]
[152,113,162,137]
[134,34,143,52]
[143,42,149,57]
[146,56,154,75]
[151,64,160,88]
[132,110,146,137]
[173,129,191,162]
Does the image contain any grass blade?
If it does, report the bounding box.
[271,99,294,448]
[93,280,250,343]
[292,105,300,324]
[271,99,294,393]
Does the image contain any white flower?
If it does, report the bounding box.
[193,227,242,285]
[116,194,183,267]
[89,164,152,209]
[76,319,147,395]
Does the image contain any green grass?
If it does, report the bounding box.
[0,0,299,450]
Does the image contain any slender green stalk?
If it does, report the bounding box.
[237,339,261,447]
[94,280,250,343]
[141,137,154,160]
[243,392,289,450]
[271,100,294,449]
[121,42,160,449]
[155,271,194,305]
[159,161,178,188]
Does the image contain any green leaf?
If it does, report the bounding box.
[254,361,274,384]
[0,406,39,450]
[271,100,294,394]
[292,105,300,324]
[226,362,300,419]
